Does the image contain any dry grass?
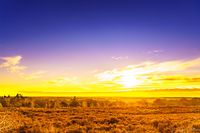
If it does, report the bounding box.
[0,97,200,133]
[0,109,23,132]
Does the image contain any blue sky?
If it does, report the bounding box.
[1,0,200,95]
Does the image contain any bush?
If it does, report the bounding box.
[0,97,9,107]
[22,101,32,108]
[10,98,24,107]
[69,97,80,107]
[153,99,167,106]
[67,129,84,133]
[34,99,46,108]
[108,117,119,124]
[47,100,56,108]
[60,100,68,107]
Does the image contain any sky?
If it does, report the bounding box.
[0,0,200,96]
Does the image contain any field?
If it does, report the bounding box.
[0,96,200,133]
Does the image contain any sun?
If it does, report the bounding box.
[118,74,141,88]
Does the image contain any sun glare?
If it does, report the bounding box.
[118,74,141,88]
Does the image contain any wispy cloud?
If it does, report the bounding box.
[95,57,200,89]
[0,55,46,80]
[48,76,79,86]
[19,71,47,80]
[111,56,128,60]
[159,75,200,83]
[147,49,163,54]
[0,55,22,67]
[0,55,26,73]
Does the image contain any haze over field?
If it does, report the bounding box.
[0,0,200,96]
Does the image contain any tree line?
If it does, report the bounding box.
[0,94,200,108]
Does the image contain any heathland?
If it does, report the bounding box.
[0,95,200,133]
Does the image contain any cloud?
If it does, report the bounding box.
[111,56,128,60]
[95,57,200,89]
[8,65,27,73]
[19,71,47,80]
[0,55,46,80]
[159,75,200,83]
[48,76,79,86]
[88,69,99,74]
[147,49,163,54]
[0,55,22,67]
[0,55,26,73]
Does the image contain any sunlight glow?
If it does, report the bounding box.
[117,74,141,88]
[1,56,200,96]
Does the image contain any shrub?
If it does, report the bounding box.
[60,100,68,107]
[153,99,167,106]
[47,100,56,108]
[0,97,9,107]
[67,128,84,133]
[108,117,119,124]
[69,97,80,107]
[22,101,32,107]
[34,99,46,108]
[192,123,200,132]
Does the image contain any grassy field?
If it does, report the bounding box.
[0,97,200,133]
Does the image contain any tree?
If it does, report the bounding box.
[69,97,80,107]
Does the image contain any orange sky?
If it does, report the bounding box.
[1,55,200,96]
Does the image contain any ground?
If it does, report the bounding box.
[0,97,200,133]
